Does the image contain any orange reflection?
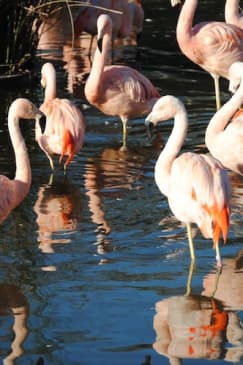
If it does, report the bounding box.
[202,250,243,310]
[33,175,82,254]
[153,294,230,363]
[153,261,243,364]
[0,284,29,365]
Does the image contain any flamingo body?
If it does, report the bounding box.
[38,62,85,170]
[205,61,243,175]
[145,95,230,265]
[172,0,243,110]
[84,14,160,148]
[0,98,42,224]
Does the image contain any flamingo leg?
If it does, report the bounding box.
[186,223,195,261]
[212,74,221,111]
[121,117,128,151]
[48,156,54,171]
[185,260,195,296]
[215,241,222,270]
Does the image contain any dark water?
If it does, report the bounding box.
[0,1,243,364]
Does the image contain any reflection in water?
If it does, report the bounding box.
[153,260,243,364]
[84,145,151,259]
[63,43,92,96]
[0,284,29,365]
[33,175,82,254]
[153,293,243,364]
[202,250,243,310]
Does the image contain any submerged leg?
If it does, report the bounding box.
[187,223,195,261]
[212,74,221,111]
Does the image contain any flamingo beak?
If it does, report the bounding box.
[145,119,154,139]
[97,37,103,53]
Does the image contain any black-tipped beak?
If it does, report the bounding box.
[39,114,46,134]
[97,37,103,53]
[145,120,154,140]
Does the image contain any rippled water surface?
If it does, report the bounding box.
[0,1,243,364]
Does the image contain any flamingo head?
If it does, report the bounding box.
[228,62,243,94]
[97,14,112,53]
[145,95,186,139]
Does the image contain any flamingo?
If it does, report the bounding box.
[84,13,160,149]
[74,0,132,54]
[145,95,230,267]
[205,61,243,176]
[171,0,243,110]
[225,0,243,29]
[0,98,43,224]
[38,62,85,171]
[126,0,144,43]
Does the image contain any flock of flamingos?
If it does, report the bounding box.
[2,0,243,272]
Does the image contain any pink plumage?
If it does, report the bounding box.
[84,13,160,149]
[172,0,243,110]
[37,62,85,171]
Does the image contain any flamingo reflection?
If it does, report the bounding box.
[33,176,82,254]
[0,284,29,365]
[84,144,154,258]
[202,250,243,310]
[153,264,243,364]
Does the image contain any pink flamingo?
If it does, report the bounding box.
[84,14,160,149]
[38,62,85,171]
[145,95,230,267]
[205,61,243,176]
[172,0,243,110]
[0,98,43,224]
[74,0,132,53]
[130,0,144,39]
[225,0,243,29]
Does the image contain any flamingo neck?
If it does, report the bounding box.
[225,0,240,24]
[155,107,188,196]
[205,77,243,144]
[8,112,31,194]
[85,31,111,101]
[176,0,197,48]
[44,70,56,101]
[95,25,111,75]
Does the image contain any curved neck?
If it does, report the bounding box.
[206,76,243,143]
[155,107,188,196]
[176,0,197,49]
[85,26,112,102]
[8,112,31,191]
[92,33,111,83]
[225,0,240,24]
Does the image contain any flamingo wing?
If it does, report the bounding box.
[0,176,25,223]
[40,98,85,160]
[103,65,160,102]
[168,152,230,244]
[191,22,243,77]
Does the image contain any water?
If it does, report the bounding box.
[0,1,243,364]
